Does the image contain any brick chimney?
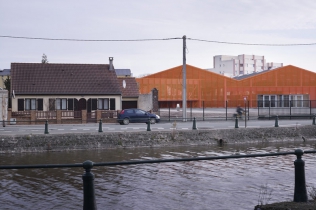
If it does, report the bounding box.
[109,57,114,70]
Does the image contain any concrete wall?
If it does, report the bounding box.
[138,90,153,111]
[0,126,315,153]
[0,90,8,122]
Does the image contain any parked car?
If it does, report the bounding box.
[117,108,160,125]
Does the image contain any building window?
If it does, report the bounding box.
[240,64,243,67]
[98,98,109,110]
[258,94,307,107]
[25,98,36,110]
[56,98,67,110]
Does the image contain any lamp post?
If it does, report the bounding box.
[244,97,247,128]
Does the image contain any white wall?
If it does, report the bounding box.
[0,90,8,121]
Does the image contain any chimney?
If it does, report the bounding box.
[109,57,114,70]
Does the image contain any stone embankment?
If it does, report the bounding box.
[0,126,315,153]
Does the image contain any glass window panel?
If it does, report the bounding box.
[25,99,30,110]
[56,99,61,110]
[104,99,109,110]
[62,99,67,110]
[31,99,36,110]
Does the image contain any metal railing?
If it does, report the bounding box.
[0,149,315,210]
[158,100,316,121]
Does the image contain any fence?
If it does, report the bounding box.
[158,100,316,121]
[0,149,315,210]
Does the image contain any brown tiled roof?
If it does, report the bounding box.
[11,63,122,95]
[117,77,139,98]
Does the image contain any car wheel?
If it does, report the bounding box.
[123,118,130,125]
[150,118,156,124]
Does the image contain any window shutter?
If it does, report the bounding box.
[68,98,74,110]
[92,99,97,110]
[49,99,55,111]
[37,99,43,111]
[18,99,24,111]
[110,98,115,110]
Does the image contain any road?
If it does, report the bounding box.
[0,118,315,135]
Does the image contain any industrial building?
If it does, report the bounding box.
[136,64,316,109]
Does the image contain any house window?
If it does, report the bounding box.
[17,98,43,111]
[240,64,243,67]
[56,98,67,110]
[98,98,109,110]
[25,99,36,110]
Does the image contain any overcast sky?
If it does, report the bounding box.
[1,0,316,77]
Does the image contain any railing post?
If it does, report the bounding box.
[312,115,316,125]
[44,120,49,134]
[293,149,307,202]
[82,160,97,210]
[203,101,205,121]
[192,117,197,130]
[147,118,151,131]
[274,115,279,127]
[98,119,103,133]
[225,100,227,121]
[235,117,239,128]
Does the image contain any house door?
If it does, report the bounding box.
[78,98,86,111]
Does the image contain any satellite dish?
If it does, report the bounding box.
[122,80,126,89]
[12,90,15,98]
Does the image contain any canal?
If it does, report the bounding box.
[0,140,316,210]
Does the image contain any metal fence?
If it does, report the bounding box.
[0,149,315,210]
[158,100,316,121]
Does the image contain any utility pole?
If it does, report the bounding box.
[182,35,187,121]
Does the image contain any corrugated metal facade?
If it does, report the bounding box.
[136,65,316,108]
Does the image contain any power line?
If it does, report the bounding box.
[0,35,181,42]
[187,38,316,46]
[1,35,316,46]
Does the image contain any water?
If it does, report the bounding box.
[0,141,316,210]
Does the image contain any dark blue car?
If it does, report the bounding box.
[117,108,160,125]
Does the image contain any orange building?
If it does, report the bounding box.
[136,65,316,108]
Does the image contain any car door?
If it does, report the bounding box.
[135,109,149,123]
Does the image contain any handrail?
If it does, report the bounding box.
[0,149,315,210]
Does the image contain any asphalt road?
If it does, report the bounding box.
[0,118,315,135]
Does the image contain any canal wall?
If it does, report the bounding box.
[0,126,315,153]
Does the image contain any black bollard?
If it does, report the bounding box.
[192,117,197,130]
[274,115,279,127]
[82,160,97,210]
[2,120,5,127]
[293,149,308,202]
[44,120,49,134]
[98,119,103,132]
[235,117,239,128]
[313,115,316,125]
[147,118,151,131]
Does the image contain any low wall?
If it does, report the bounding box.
[0,126,315,153]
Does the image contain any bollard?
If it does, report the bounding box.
[313,115,316,125]
[234,117,239,128]
[44,120,49,134]
[147,118,151,131]
[98,119,103,132]
[274,115,279,127]
[82,160,97,210]
[293,149,308,202]
[192,117,197,130]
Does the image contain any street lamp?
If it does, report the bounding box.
[244,97,247,128]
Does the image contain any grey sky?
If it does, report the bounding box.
[1,0,316,77]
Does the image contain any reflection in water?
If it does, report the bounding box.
[0,141,315,210]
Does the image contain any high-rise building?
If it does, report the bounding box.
[208,54,283,77]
